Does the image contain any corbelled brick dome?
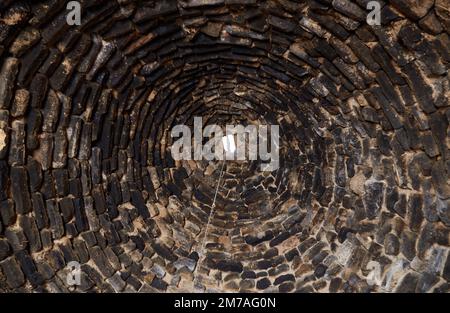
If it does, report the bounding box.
[0,0,449,293]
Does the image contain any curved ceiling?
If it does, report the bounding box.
[0,0,449,293]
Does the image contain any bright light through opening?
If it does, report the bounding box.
[222,134,236,153]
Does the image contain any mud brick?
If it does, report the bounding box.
[59,197,74,224]
[67,34,92,65]
[63,71,83,98]
[38,133,54,171]
[134,0,178,23]
[67,117,82,159]
[330,37,359,64]
[0,199,16,226]
[40,171,56,200]
[10,166,32,214]
[84,196,100,231]
[46,249,65,271]
[152,242,178,262]
[40,229,52,250]
[435,33,450,62]
[69,178,82,197]
[0,238,11,261]
[66,223,78,237]
[41,11,70,44]
[363,181,384,220]
[4,227,28,252]
[106,223,121,245]
[332,58,365,90]
[371,44,405,85]
[269,231,291,247]
[91,147,102,185]
[79,38,102,73]
[428,112,448,159]
[38,48,62,77]
[72,83,90,115]
[73,198,89,232]
[78,123,92,160]
[398,86,415,109]
[18,215,42,253]
[42,89,60,133]
[372,27,407,66]
[104,247,121,271]
[100,118,114,158]
[119,181,131,207]
[431,161,450,199]
[25,108,43,150]
[106,195,119,220]
[35,261,55,281]
[441,251,450,282]
[375,71,404,114]
[107,174,122,206]
[49,57,74,91]
[53,129,68,168]
[309,12,349,40]
[332,0,366,21]
[88,246,115,278]
[57,30,81,54]
[68,158,80,179]
[9,120,26,166]
[399,24,425,49]
[80,161,92,196]
[53,168,69,197]
[215,259,244,273]
[421,131,440,158]
[11,88,29,117]
[81,231,97,247]
[395,272,420,292]
[0,161,7,200]
[348,36,379,72]
[256,277,271,290]
[81,263,105,289]
[57,92,71,128]
[390,0,434,20]
[29,73,48,109]
[151,277,168,290]
[0,58,19,109]
[27,159,43,192]
[371,87,402,129]
[15,250,44,287]
[45,199,64,239]
[31,193,48,230]
[73,238,89,264]
[402,63,436,114]
[0,256,25,288]
[106,272,126,292]
[59,242,78,263]
[18,43,49,87]
[92,186,107,215]
[130,190,150,219]
[312,41,336,64]
[126,275,142,291]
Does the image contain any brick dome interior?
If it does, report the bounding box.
[0,0,449,293]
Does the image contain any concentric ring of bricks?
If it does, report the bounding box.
[0,0,449,293]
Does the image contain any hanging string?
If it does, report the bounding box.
[194,160,226,289]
